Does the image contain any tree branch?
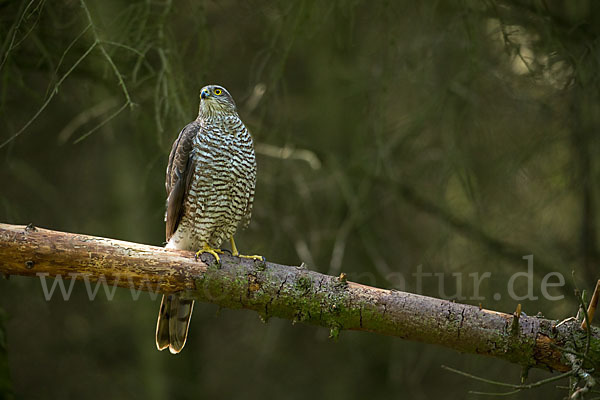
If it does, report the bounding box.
[0,223,598,378]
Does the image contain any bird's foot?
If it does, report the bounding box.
[237,254,265,262]
[229,237,265,261]
[195,245,224,263]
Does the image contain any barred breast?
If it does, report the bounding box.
[173,114,256,250]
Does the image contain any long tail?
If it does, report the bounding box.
[156,294,194,354]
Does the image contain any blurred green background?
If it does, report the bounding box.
[1,0,599,398]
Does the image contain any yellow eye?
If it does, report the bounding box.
[214,88,222,95]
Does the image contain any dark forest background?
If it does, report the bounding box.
[1,0,599,399]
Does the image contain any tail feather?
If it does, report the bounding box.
[156,294,194,354]
[156,295,171,351]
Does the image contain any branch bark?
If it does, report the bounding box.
[0,223,598,377]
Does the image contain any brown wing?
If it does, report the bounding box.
[165,121,200,242]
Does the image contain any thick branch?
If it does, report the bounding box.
[0,223,598,376]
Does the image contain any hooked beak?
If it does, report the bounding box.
[201,88,210,99]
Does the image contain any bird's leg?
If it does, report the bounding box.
[230,236,239,256]
[230,236,265,261]
[195,243,223,262]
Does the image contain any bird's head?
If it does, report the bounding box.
[198,85,237,117]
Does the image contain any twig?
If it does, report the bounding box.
[44,23,92,100]
[100,40,146,57]
[0,0,38,73]
[80,0,134,109]
[57,98,118,143]
[72,101,129,144]
[582,280,600,330]
[255,143,322,170]
[442,365,573,391]
[566,353,597,399]
[11,0,46,50]
[0,42,98,149]
[576,289,592,358]
[469,388,522,396]
[511,303,522,335]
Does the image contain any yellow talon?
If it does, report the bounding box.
[230,237,265,261]
[195,244,223,262]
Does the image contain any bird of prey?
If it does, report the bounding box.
[156,84,259,354]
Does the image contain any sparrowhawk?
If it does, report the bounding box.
[156,84,259,354]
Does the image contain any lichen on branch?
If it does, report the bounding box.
[0,223,598,381]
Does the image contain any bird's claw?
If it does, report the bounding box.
[195,246,223,263]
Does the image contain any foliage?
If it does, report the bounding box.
[1,0,599,398]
